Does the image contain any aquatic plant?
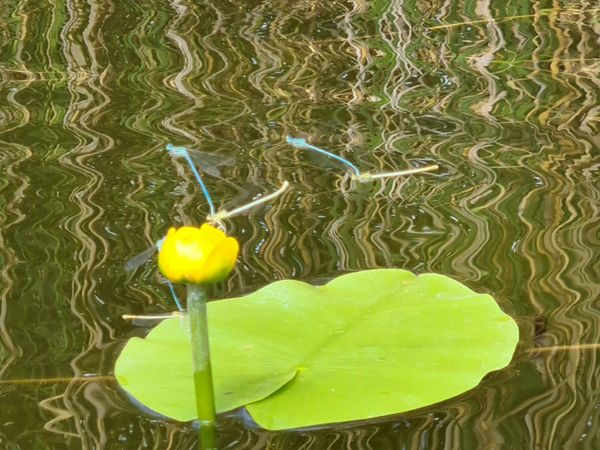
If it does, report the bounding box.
[116,269,518,430]
[122,143,288,449]
[158,225,239,285]
[116,141,519,448]
[156,222,240,448]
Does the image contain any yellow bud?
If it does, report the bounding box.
[157,224,239,285]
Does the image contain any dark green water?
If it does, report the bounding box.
[1,0,599,448]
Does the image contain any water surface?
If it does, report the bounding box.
[0,0,599,448]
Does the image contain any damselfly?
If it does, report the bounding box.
[286,136,439,181]
[125,144,289,308]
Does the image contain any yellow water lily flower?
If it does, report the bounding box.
[158,224,239,285]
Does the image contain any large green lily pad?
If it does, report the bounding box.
[115,269,519,430]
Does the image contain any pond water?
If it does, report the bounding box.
[1,0,599,448]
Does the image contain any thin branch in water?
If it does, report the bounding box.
[431,7,600,30]
[0,375,115,385]
[529,343,600,353]
[429,14,540,30]
[122,312,184,321]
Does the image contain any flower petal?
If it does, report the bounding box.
[199,236,239,284]
[158,225,239,285]
[198,223,227,244]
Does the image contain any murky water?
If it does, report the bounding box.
[1,0,599,448]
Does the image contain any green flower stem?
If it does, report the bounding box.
[187,284,217,450]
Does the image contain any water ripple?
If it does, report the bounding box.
[0,0,599,448]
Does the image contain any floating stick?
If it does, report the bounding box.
[122,312,184,321]
[528,343,600,353]
[0,375,115,385]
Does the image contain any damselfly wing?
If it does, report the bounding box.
[124,244,159,273]
[184,148,235,178]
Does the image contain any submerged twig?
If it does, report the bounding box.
[122,312,184,321]
[429,7,600,30]
[0,375,115,385]
[529,343,600,353]
[429,14,540,30]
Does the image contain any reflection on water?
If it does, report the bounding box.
[0,0,599,448]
